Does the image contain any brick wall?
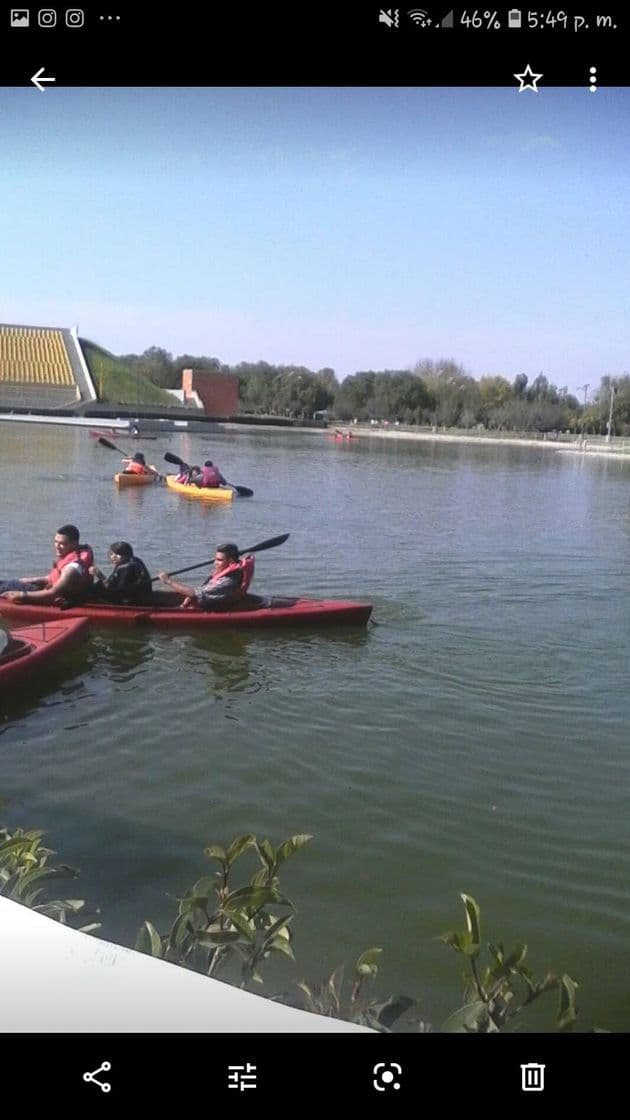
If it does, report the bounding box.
[182,369,239,416]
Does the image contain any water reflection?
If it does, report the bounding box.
[89,631,156,682]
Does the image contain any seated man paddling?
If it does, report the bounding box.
[158,542,254,610]
[0,524,94,606]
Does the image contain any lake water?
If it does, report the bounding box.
[1,422,629,1032]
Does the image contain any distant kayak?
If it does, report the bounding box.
[165,475,234,502]
[0,618,88,686]
[0,593,372,629]
[115,472,158,488]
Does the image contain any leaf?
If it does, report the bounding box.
[77,922,102,935]
[441,1001,489,1033]
[255,838,275,871]
[275,834,313,866]
[460,894,481,958]
[557,974,579,1029]
[196,929,242,946]
[267,937,295,960]
[167,912,193,953]
[190,876,215,900]
[505,942,528,969]
[135,921,163,957]
[222,884,280,912]
[355,948,382,978]
[223,909,256,942]
[203,844,228,865]
[441,930,465,953]
[262,914,293,946]
[226,834,257,864]
[369,995,415,1030]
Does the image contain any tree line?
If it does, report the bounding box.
[118,347,628,434]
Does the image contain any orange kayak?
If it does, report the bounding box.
[114,472,157,488]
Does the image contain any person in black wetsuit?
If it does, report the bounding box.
[89,541,152,605]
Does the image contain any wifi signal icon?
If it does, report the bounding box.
[408,8,430,25]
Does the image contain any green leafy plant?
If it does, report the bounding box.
[136,832,312,987]
[441,893,578,1032]
[297,950,417,1031]
[0,826,99,932]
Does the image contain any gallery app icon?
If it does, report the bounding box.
[10,9,30,26]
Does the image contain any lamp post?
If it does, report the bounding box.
[606,384,615,444]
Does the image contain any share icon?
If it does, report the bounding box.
[83,1060,112,1093]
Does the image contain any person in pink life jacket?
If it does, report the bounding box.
[196,460,228,488]
[0,524,95,605]
[158,542,254,610]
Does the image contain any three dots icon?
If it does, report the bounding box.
[589,66,597,92]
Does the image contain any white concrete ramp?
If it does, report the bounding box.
[0,898,370,1033]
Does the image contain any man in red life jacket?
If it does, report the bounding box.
[122,451,159,477]
[158,542,254,610]
[197,460,227,488]
[0,524,94,605]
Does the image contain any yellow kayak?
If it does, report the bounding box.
[114,472,157,488]
[165,475,233,501]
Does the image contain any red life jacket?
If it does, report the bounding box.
[209,554,255,598]
[48,544,94,590]
[200,465,222,488]
[126,461,148,475]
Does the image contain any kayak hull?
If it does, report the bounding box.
[0,594,372,629]
[0,618,89,686]
[165,475,233,502]
[115,472,157,488]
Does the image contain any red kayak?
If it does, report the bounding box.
[0,593,372,629]
[0,618,89,687]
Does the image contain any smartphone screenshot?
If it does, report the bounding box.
[1,3,627,1105]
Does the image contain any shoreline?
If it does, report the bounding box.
[2,411,629,459]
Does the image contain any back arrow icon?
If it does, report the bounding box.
[31,67,56,92]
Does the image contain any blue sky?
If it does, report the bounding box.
[1,86,628,395]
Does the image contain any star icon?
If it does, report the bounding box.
[514,64,543,91]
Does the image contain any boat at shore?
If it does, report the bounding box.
[165,475,234,501]
[0,593,372,629]
[0,618,88,686]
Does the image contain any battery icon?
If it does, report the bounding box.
[508,9,522,27]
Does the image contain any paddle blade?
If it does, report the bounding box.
[164,451,187,467]
[232,484,254,498]
[240,533,289,555]
[96,436,119,453]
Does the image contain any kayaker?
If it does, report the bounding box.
[185,465,203,485]
[89,541,152,605]
[197,460,227,488]
[0,525,95,605]
[122,452,159,477]
[158,543,254,610]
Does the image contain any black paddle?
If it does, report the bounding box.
[151,533,289,582]
[95,435,161,478]
[164,452,253,498]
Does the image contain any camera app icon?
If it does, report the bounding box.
[38,9,57,26]
[373,1062,402,1091]
[65,8,84,25]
